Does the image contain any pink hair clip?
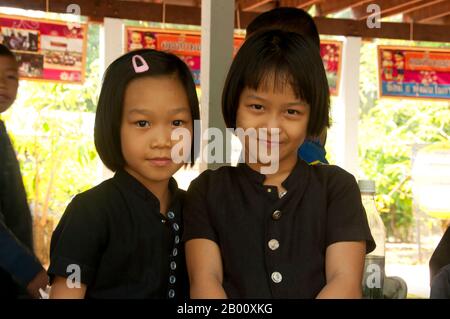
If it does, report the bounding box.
[132,54,149,73]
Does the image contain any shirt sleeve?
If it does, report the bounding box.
[325,168,376,253]
[430,227,450,281]
[47,194,108,286]
[0,218,43,287]
[182,173,219,244]
[0,121,43,287]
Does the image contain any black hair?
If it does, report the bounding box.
[246,7,320,49]
[94,49,200,172]
[0,43,16,59]
[222,29,330,137]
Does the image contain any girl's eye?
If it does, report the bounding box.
[136,120,150,128]
[286,109,301,115]
[249,104,263,111]
[7,75,18,81]
[172,120,184,127]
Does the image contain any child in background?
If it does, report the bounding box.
[246,7,328,165]
[0,44,48,299]
[183,30,375,299]
[48,49,199,299]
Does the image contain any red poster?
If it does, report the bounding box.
[0,14,87,84]
[320,40,342,96]
[378,45,450,100]
[125,27,341,94]
[125,27,244,86]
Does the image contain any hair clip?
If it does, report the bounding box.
[132,54,149,73]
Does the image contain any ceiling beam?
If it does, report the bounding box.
[404,0,450,23]
[279,0,322,9]
[314,16,450,42]
[237,0,272,11]
[370,0,447,20]
[352,0,423,20]
[0,0,202,25]
[317,0,372,16]
[1,0,450,42]
[122,0,201,6]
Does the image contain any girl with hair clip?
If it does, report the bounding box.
[183,30,375,299]
[48,49,199,299]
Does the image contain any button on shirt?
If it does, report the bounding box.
[183,159,375,298]
[48,170,188,299]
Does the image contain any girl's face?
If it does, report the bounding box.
[145,36,155,45]
[236,79,310,172]
[121,75,193,187]
[0,56,19,113]
[131,32,142,44]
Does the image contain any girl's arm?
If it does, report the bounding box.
[316,241,366,299]
[185,239,227,299]
[49,276,87,299]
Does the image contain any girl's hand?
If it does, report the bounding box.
[26,269,49,299]
[316,241,366,299]
[49,275,87,299]
[186,239,228,299]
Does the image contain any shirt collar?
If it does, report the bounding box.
[113,169,180,206]
[237,162,266,184]
[237,158,310,192]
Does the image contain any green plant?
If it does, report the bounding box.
[359,39,450,241]
[3,24,100,264]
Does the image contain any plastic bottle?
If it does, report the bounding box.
[359,179,386,299]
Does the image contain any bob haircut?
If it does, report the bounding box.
[222,29,330,137]
[0,44,17,59]
[246,7,320,49]
[94,49,200,172]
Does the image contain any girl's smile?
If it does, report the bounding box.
[236,80,310,174]
[147,157,173,167]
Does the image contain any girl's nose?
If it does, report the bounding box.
[265,114,281,132]
[150,126,172,149]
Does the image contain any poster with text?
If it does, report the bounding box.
[125,27,341,94]
[0,14,87,84]
[125,27,244,86]
[378,45,450,100]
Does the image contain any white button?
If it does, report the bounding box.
[172,248,178,256]
[161,219,166,224]
[168,211,175,219]
[272,210,282,220]
[268,239,280,251]
[169,275,176,284]
[271,271,282,283]
[173,223,179,232]
[170,261,177,270]
[175,235,180,244]
[168,289,175,298]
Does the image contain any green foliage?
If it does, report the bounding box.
[3,24,101,224]
[359,39,450,242]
